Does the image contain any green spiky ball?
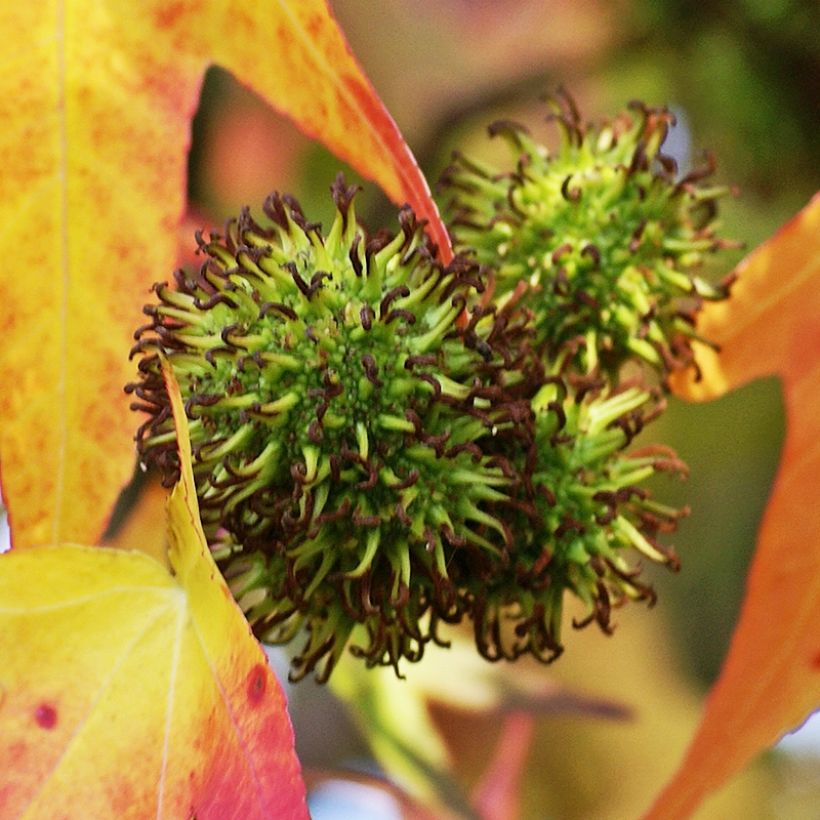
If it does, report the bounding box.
[441,95,732,377]
[467,367,686,662]
[129,177,515,681]
[128,141,697,682]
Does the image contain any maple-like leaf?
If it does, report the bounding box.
[645,192,820,818]
[0,364,307,819]
[0,0,448,549]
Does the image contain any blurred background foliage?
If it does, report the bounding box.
[170,1,819,816]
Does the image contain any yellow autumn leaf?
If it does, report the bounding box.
[0,0,446,549]
[0,365,307,818]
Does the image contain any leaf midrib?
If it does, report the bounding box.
[53,0,69,544]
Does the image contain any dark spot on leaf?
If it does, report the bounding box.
[35,703,57,729]
[247,663,267,705]
[810,651,820,670]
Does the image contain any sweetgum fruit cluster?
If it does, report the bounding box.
[467,370,686,663]
[130,178,518,680]
[441,93,734,377]
[129,98,730,681]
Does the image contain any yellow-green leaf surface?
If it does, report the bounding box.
[0,0,446,548]
[0,367,307,818]
[647,193,820,818]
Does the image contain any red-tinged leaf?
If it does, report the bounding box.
[0,367,307,819]
[199,2,450,254]
[0,0,446,549]
[646,192,820,819]
[471,712,535,820]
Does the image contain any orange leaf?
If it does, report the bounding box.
[646,192,820,818]
[0,0,446,548]
[0,367,307,818]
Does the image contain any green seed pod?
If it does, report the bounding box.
[469,368,686,663]
[441,93,733,377]
[128,176,514,681]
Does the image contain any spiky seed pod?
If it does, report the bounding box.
[128,176,514,682]
[467,364,686,664]
[440,93,734,378]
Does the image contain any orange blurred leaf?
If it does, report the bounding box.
[0,365,307,818]
[0,0,446,548]
[647,192,820,818]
